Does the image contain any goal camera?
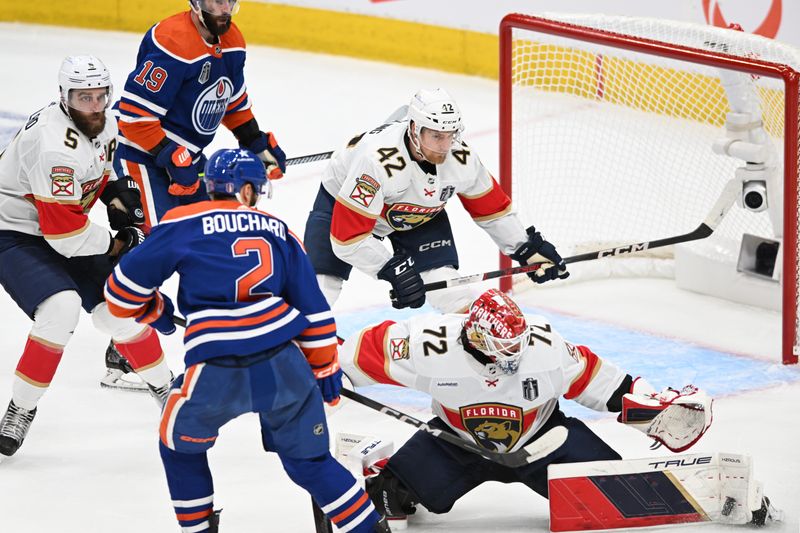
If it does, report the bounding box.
[742,180,768,213]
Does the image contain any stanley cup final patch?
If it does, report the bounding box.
[349,174,380,208]
[50,166,75,196]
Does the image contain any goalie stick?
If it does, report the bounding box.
[339,388,567,468]
[414,178,741,293]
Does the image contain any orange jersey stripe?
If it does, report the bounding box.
[225,92,248,112]
[301,324,337,337]
[222,108,254,131]
[119,119,166,152]
[303,345,337,368]
[332,493,370,524]
[107,275,152,304]
[160,364,200,446]
[118,101,155,117]
[331,200,377,243]
[185,303,290,336]
[457,178,511,219]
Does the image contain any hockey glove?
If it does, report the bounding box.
[135,291,176,336]
[313,361,343,406]
[246,131,286,180]
[154,140,201,196]
[510,226,569,284]
[377,255,426,309]
[111,226,146,259]
[100,176,145,230]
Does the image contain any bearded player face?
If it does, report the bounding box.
[66,88,108,138]
[195,0,238,36]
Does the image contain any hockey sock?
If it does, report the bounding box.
[114,328,171,387]
[282,453,381,533]
[12,336,65,410]
[159,442,216,531]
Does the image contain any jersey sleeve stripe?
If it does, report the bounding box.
[221,108,254,131]
[41,219,90,240]
[352,321,403,387]
[298,323,337,338]
[457,178,512,220]
[118,101,156,118]
[471,204,513,222]
[106,275,152,303]
[331,199,378,243]
[112,264,156,295]
[120,90,168,116]
[226,92,248,112]
[305,310,334,323]
[119,119,166,152]
[564,345,603,399]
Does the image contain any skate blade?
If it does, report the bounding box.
[100,369,148,393]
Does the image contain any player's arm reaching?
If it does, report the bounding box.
[103,223,181,335]
[338,319,428,392]
[116,42,203,196]
[554,327,713,452]
[282,230,343,405]
[457,154,569,284]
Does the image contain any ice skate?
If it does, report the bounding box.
[0,400,37,458]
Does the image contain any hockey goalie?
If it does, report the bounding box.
[337,289,782,530]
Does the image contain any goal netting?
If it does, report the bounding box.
[499,13,800,363]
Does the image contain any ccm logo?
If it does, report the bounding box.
[599,242,648,257]
[419,239,452,251]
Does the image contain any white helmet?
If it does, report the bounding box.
[58,55,112,109]
[407,88,464,134]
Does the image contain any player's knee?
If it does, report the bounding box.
[280,454,329,487]
[32,291,81,345]
[365,469,419,517]
[420,267,474,313]
[91,302,147,340]
[316,274,343,307]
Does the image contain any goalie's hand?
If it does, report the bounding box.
[510,226,569,284]
[619,380,713,452]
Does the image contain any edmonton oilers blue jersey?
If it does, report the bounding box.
[115,11,254,165]
[105,200,338,366]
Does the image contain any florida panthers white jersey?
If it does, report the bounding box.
[0,102,117,257]
[340,313,627,454]
[322,120,528,276]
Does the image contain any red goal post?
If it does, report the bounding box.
[498,13,799,364]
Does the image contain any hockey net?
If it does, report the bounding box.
[499,13,800,364]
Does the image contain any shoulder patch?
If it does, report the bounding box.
[349,174,379,208]
[50,167,75,196]
[389,337,410,361]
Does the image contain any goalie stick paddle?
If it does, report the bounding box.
[416,179,741,293]
[339,388,567,468]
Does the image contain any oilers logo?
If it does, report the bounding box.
[192,77,233,134]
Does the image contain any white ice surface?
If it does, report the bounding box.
[0,22,798,533]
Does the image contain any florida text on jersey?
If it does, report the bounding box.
[0,102,117,257]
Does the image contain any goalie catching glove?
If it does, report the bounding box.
[510,226,569,283]
[618,378,713,452]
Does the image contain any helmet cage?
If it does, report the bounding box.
[463,289,529,375]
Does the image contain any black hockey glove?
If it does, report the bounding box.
[377,255,426,309]
[112,226,146,259]
[100,176,145,230]
[509,226,570,284]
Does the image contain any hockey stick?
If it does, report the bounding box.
[418,179,741,292]
[339,388,567,468]
[286,150,333,166]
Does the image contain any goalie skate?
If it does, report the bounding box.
[100,340,148,393]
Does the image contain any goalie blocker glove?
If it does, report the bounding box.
[100,176,145,230]
[510,226,569,283]
[378,255,426,309]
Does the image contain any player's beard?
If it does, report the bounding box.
[70,108,106,138]
[202,12,232,36]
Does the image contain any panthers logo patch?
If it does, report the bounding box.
[389,337,409,360]
[385,203,443,231]
[460,402,522,452]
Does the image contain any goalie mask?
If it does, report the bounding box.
[407,88,464,164]
[204,148,270,204]
[463,289,530,375]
